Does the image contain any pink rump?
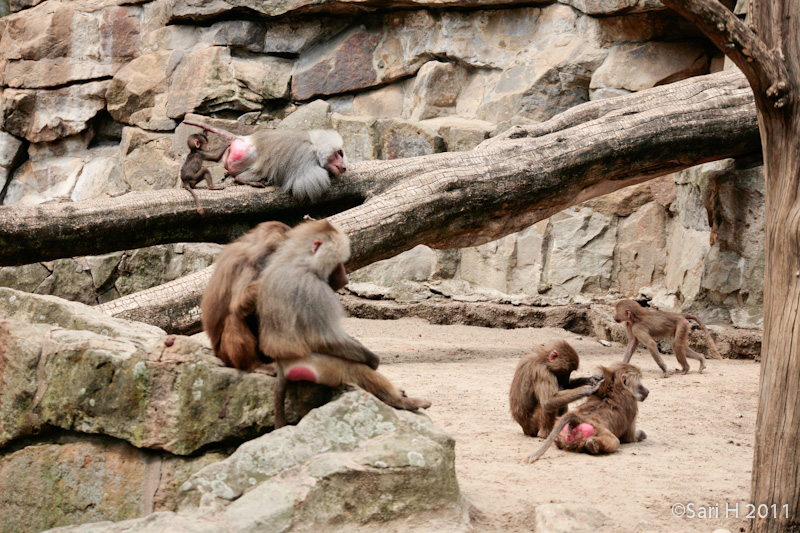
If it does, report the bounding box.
[286,366,318,382]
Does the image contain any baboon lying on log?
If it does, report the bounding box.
[183,121,347,201]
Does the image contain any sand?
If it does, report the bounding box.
[343,316,759,533]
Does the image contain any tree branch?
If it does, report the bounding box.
[1,70,758,268]
[0,172,378,267]
[661,0,791,109]
[94,70,760,333]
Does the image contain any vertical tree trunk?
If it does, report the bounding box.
[749,1,800,531]
[659,1,798,530]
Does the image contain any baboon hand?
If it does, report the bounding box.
[588,375,604,392]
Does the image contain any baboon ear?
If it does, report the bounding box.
[621,373,628,386]
[194,138,201,148]
[312,240,323,254]
[548,349,558,362]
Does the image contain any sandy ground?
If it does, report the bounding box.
[342,317,759,533]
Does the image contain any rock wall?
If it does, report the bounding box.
[0,0,761,326]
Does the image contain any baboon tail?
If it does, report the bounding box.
[686,314,723,360]
[183,120,237,140]
[525,414,580,464]
[182,184,204,215]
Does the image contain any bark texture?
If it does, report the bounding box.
[1,70,758,268]
[661,1,800,531]
[94,69,759,333]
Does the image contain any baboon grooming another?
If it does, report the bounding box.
[613,299,723,376]
[509,340,602,437]
[526,362,649,463]
[201,221,291,372]
[257,219,431,427]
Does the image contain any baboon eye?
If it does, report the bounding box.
[312,240,323,254]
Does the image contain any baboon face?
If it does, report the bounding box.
[622,369,649,401]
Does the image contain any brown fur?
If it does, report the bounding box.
[526,362,649,462]
[180,133,227,214]
[509,340,601,437]
[257,219,430,427]
[613,299,723,376]
[201,221,290,372]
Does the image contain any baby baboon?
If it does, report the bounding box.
[614,298,723,376]
[180,132,227,214]
[526,362,649,463]
[257,219,430,427]
[509,340,602,437]
[201,221,291,372]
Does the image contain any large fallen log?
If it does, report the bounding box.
[0,69,755,330]
[1,70,757,269]
[93,70,760,333]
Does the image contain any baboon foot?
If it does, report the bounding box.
[585,438,600,454]
[391,396,431,411]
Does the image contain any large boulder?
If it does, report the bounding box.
[0,289,464,532]
[590,41,709,96]
[0,439,226,533]
[44,391,466,533]
[0,288,289,454]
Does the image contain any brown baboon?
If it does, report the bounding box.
[180,132,227,214]
[526,362,649,463]
[613,298,723,376]
[201,221,291,372]
[183,121,347,202]
[257,219,430,427]
[509,340,602,437]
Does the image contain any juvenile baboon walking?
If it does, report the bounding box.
[614,299,723,376]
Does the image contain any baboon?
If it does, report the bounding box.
[613,298,723,376]
[257,219,430,427]
[183,121,346,202]
[201,221,291,372]
[180,132,227,214]
[509,340,602,437]
[526,362,649,462]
